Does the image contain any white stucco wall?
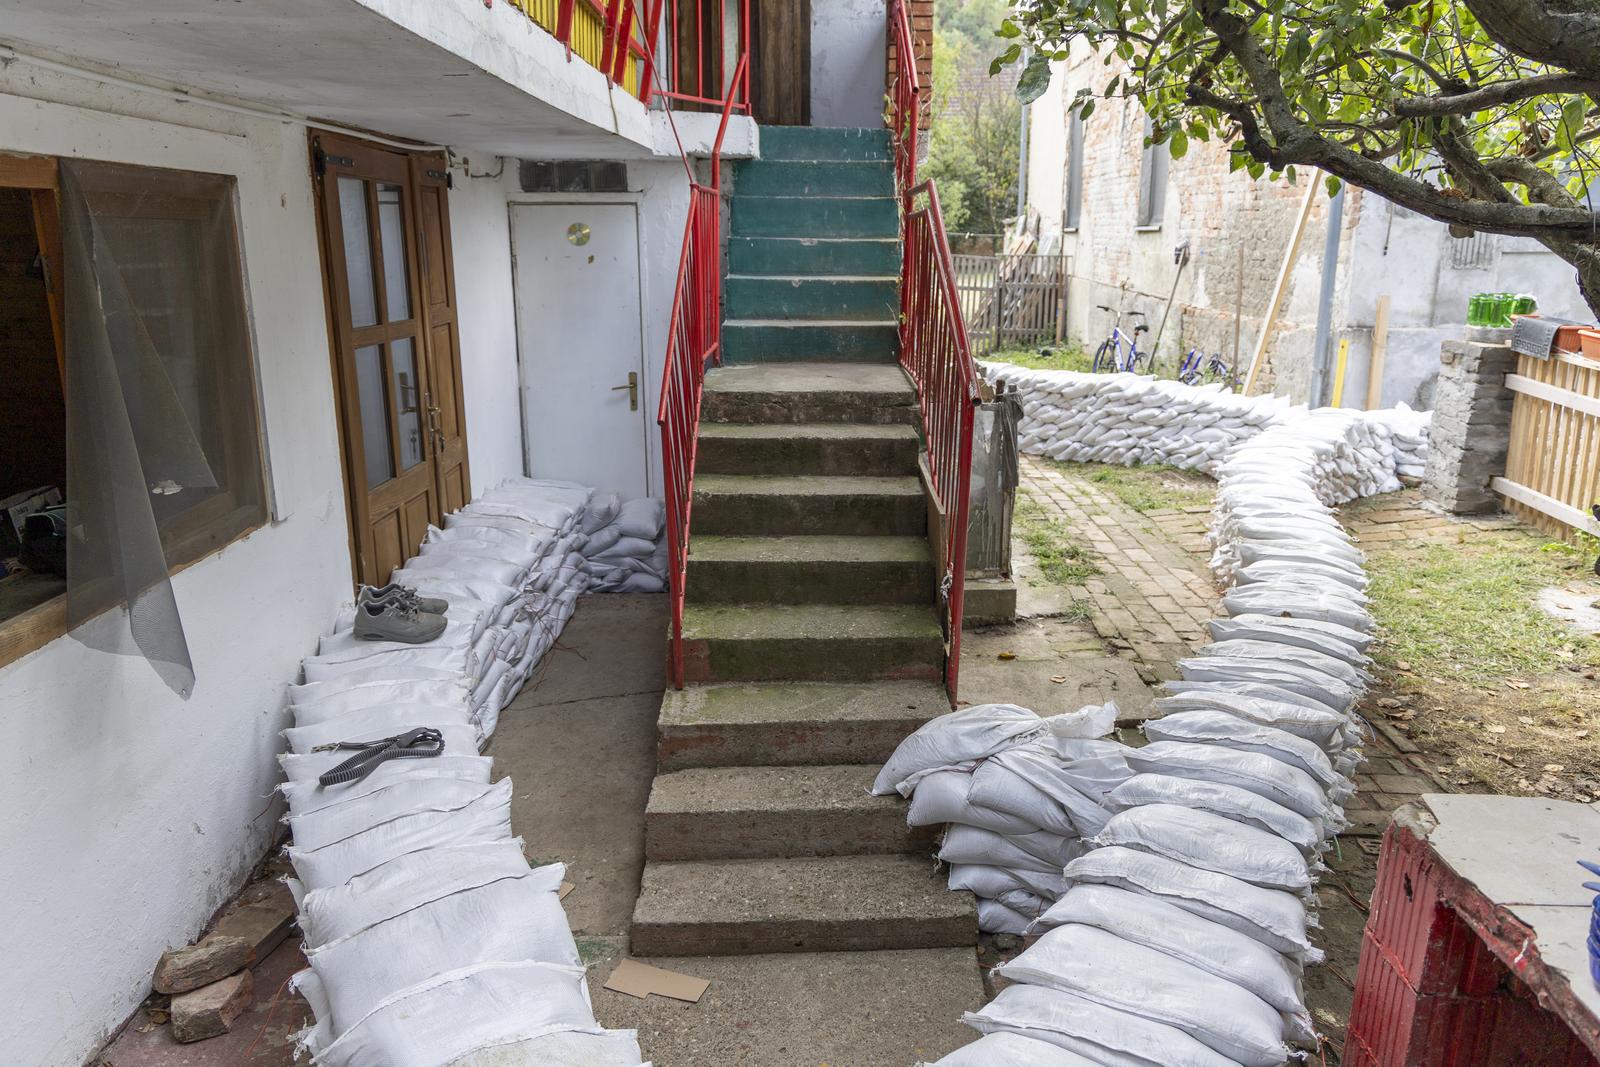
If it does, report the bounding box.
[0,72,353,1067]
[1024,62,1067,236]
[811,0,888,127]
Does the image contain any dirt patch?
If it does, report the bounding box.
[1077,462,1216,514]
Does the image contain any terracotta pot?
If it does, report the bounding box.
[1580,328,1600,362]
[1515,314,1591,356]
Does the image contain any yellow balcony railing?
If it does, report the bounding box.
[509,0,644,98]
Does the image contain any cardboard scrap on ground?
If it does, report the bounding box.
[604,959,710,1003]
[559,881,575,900]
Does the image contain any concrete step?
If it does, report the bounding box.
[723,320,898,363]
[687,535,933,604]
[701,362,917,425]
[729,236,901,277]
[730,195,899,239]
[696,422,920,476]
[656,680,950,771]
[757,125,892,162]
[725,275,898,322]
[680,603,943,684]
[644,764,935,861]
[733,159,895,197]
[691,474,925,536]
[629,854,976,955]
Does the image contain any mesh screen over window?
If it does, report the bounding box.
[60,159,266,697]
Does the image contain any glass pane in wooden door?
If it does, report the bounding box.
[337,177,378,328]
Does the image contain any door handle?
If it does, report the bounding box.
[611,371,638,411]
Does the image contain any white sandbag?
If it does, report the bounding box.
[1221,585,1373,633]
[286,776,500,852]
[614,496,665,540]
[977,897,1034,935]
[1123,741,1337,823]
[592,535,656,561]
[922,1031,1106,1067]
[1236,558,1368,592]
[289,678,472,725]
[288,779,514,891]
[873,704,1046,796]
[937,824,1081,875]
[1162,677,1352,720]
[283,704,474,755]
[996,924,1289,1067]
[308,864,581,1035]
[291,665,461,701]
[582,491,623,535]
[964,983,1242,1067]
[1151,691,1345,750]
[1145,710,1343,788]
[581,523,625,558]
[310,961,601,1067]
[301,641,474,685]
[450,1029,645,1067]
[967,760,1103,839]
[1199,639,1367,688]
[280,755,493,818]
[1106,773,1323,854]
[1209,613,1373,662]
[1178,655,1359,711]
[1033,884,1308,1021]
[907,770,1037,836]
[1063,846,1319,959]
[947,863,1036,900]
[1093,804,1313,891]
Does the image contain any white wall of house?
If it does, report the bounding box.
[811,0,888,127]
[0,72,352,1067]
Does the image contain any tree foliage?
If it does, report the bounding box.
[997,0,1600,314]
[925,30,1022,234]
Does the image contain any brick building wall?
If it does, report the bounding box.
[888,0,934,129]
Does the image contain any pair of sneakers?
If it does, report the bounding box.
[353,583,450,644]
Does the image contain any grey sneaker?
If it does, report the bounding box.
[360,583,448,616]
[353,599,447,644]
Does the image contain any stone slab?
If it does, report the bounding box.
[170,972,252,1044]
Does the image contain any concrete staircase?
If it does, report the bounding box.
[630,128,977,958]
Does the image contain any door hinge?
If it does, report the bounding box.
[426,168,454,189]
[313,143,355,178]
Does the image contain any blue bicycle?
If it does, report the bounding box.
[1091,306,1151,374]
[1177,347,1240,391]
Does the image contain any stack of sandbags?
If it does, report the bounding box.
[981,364,1295,474]
[1364,401,1430,480]
[580,496,668,594]
[276,479,650,1066]
[872,702,1128,934]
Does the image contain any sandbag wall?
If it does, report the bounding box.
[896,374,1414,1066]
[981,363,1428,484]
[579,494,669,593]
[280,478,650,1066]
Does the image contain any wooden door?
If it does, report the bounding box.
[412,159,471,515]
[314,133,444,585]
[750,0,811,125]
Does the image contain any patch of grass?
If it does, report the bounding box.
[1365,537,1600,684]
[1072,461,1215,514]
[1014,494,1099,585]
[987,343,1094,373]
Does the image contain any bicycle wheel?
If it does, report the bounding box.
[1092,340,1116,374]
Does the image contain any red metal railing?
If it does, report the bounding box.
[659,56,747,689]
[890,0,980,697]
[512,0,749,112]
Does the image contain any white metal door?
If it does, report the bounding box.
[511,201,649,498]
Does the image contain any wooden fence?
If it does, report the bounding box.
[1494,349,1600,541]
[952,253,1070,358]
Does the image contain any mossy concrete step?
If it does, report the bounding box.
[696,422,920,476]
[725,275,899,322]
[629,854,976,955]
[644,764,935,861]
[691,474,925,536]
[730,195,899,238]
[657,680,949,771]
[733,159,896,197]
[680,603,943,684]
[757,125,891,162]
[729,236,901,277]
[687,535,933,604]
[701,362,917,425]
[723,320,898,363]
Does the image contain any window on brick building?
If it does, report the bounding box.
[1136,116,1168,229]
[1064,110,1083,231]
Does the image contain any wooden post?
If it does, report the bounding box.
[1367,294,1391,410]
[1331,338,1350,407]
[1242,175,1319,395]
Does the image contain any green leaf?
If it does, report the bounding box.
[996,19,1022,38]
[1168,128,1188,159]
[1326,174,1343,198]
[1017,52,1054,104]
[989,42,1023,75]
[1079,98,1096,120]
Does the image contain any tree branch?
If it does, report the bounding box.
[1460,0,1600,77]
[1395,71,1600,117]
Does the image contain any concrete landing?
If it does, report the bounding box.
[959,617,1157,725]
[588,944,984,1067]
